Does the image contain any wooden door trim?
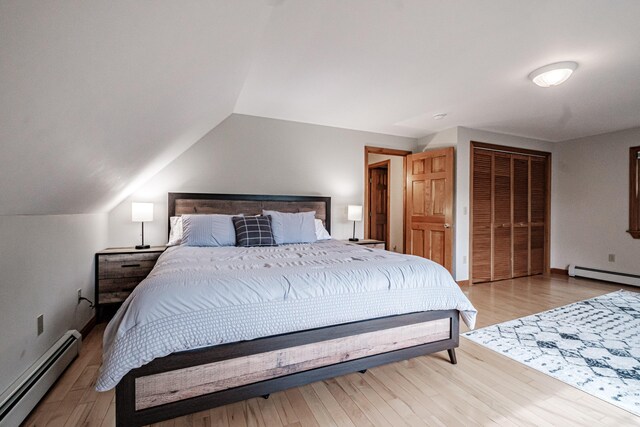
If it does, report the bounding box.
[469,141,551,285]
[471,141,550,158]
[490,152,496,280]
[364,146,412,252]
[402,155,407,253]
[545,151,552,275]
[367,159,391,247]
[469,148,476,283]
[365,146,413,157]
[369,160,390,169]
[629,146,640,238]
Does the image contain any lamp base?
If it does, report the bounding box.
[348,238,359,242]
[135,244,150,250]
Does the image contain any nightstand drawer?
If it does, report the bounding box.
[342,239,386,250]
[98,252,160,279]
[95,247,165,321]
[366,243,386,249]
[99,290,134,305]
[98,276,144,293]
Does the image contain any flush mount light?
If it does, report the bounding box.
[433,113,447,120]
[528,61,578,87]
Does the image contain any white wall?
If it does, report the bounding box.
[368,153,404,253]
[420,126,554,281]
[552,127,640,274]
[0,214,107,394]
[108,114,417,247]
[417,127,458,150]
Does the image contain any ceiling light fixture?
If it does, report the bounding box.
[528,61,578,87]
[433,113,447,120]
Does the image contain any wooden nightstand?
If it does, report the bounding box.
[343,239,386,249]
[95,246,165,321]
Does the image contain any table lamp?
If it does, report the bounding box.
[132,202,153,249]
[347,205,363,242]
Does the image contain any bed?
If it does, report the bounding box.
[98,193,477,426]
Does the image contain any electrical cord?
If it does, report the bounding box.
[79,296,95,308]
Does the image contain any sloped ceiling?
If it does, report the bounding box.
[0,1,271,215]
[2,0,640,215]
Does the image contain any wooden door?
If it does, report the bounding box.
[530,157,547,274]
[368,163,389,242]
[512,155,530,277]
[470,143,550,284]
[471,150,492,282]
[405,147,454,272]
[492,153,512,281]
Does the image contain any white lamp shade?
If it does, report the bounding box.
[132,202,154,222]
[347,205,363,222]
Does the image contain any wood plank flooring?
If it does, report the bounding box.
[22,274,640,426]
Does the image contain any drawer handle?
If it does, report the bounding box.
[121,263,141,268]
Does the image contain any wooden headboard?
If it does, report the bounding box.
[168,192,332,235]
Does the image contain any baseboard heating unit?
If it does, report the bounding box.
[568,265,640,287]
[0,330,81,427]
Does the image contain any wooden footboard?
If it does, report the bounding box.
[116,310,460,426]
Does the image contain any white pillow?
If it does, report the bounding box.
[315,219,331,240]
[181,214,238,247]
[167,216,183,246]
[262,210,317,244]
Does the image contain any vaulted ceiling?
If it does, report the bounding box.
[2,0,640,215]
[0,1,272,215]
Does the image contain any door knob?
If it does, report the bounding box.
[444,223,451,228]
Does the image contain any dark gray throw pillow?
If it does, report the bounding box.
[232,215,277,247]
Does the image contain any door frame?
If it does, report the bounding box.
[367,160,391,247]
[364,146,412,252]
[469,141,552,284]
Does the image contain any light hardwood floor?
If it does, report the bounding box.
[22,275,640,426]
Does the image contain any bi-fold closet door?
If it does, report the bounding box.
[471,146,548,284]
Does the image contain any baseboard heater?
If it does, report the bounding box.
[568,265,640,287]
[0,330,81,427]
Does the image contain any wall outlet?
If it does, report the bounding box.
[463,206,468,215]
[37,314,44,336]
[463,255,467,264]
[608,254,615,262]
[77,288,82,304]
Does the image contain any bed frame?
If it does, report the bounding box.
[115,192,460,426]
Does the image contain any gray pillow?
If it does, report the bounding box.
[262,210,317,244]
[181,214,237,247]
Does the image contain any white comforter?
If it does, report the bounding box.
[96,240,476,391]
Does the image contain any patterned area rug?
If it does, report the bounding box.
[462,290,640,416]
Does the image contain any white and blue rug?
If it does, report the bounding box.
[462,290,640,416]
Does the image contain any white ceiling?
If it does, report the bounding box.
[2,0,640,215]
[237,0,640,141]
[0,1,271,215]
